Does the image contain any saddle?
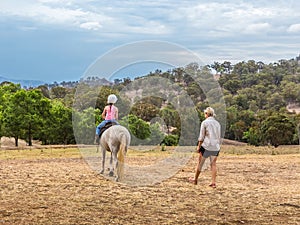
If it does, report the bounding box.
[99,121,118,138]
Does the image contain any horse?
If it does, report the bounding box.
[98,125,131,182]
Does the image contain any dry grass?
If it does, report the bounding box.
[0,148,81,160]
[221,144,300,155]
[0,145,299,224]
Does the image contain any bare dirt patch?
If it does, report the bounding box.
[0,146,299,224]
[0,137,39,149]
[287,103,300,114]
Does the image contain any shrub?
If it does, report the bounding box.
[161,135,179,146]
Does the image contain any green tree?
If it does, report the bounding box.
[223,79,242,95]
[2,104,23,146]
[37,85,50,98]
[120,114,150,145]
[261,113,295,147]
[231,120,247,141]
[160,105,180,134]
[225,106,239,140]
[267,92,286,110]
[161,134,179,146]
[130,102,160,122]
[243,126,262,146]
[3,89,51,146]
[233,93,248,110]
[0,83,21,145]
[50,86,67,99]
[281,81,299,104]
[0,110,3,143]
[210,61,224,75]
[73,83,98,112]
[186,82,204,102]
[44,101,75,144]
[145,122,165,145]
[95,86,118,111]
[73,107,95,144]
[0,82,21,93]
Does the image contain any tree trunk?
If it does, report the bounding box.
[14,136,18,147]
[28,123,32,146]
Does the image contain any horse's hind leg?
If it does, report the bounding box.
[109,151,114,177]
[113,150,120,181]
[100,146,106,174]
[115,157,120,181]
[109,148,119,178]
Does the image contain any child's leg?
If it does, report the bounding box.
[96,121,106,135]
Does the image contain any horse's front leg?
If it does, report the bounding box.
[108,151,114,177]
[100,146,106,174]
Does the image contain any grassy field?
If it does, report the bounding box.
[0,144,299,224]
[1,144,299,160]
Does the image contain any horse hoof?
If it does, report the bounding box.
[100,170,104,174]
[109,171,114,177]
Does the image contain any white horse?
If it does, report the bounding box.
[99,125,131,181]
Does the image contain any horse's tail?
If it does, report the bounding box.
[117,133,128,181]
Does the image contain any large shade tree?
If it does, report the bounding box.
[261,113,295,147]
[3,89,51,146]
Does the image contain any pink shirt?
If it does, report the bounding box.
[105,105,117,120]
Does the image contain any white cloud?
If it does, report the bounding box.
[80,21,102,30]
[0,1,171,35]
[244,23,271,34]
[287,24,300,33]
[0,0,296,38]
[0,1,111,31]
[164,2,280,40]
[38,0,72,4]
[1,0,300,65]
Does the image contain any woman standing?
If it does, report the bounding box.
[189,107,221,187]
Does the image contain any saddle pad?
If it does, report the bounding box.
[99,121,118,138]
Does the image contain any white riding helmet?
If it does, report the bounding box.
[107,94,118,104]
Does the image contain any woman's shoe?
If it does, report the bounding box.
[188,177,197,185]
[209,183,216,188]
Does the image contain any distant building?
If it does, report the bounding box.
[296,54,300,63]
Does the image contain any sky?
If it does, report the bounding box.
[0,0,300,83]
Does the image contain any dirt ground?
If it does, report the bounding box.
[0,145,299,225]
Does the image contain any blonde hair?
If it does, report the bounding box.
[204,107,216,117]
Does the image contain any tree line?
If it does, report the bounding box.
[0,57,299,147]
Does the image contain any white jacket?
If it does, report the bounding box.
[198,117,221,151]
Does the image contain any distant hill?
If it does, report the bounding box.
[0,76,45,88]
[0,76,113,88]
[79,77,113,87]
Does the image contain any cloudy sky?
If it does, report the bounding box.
[0,0,300,83]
